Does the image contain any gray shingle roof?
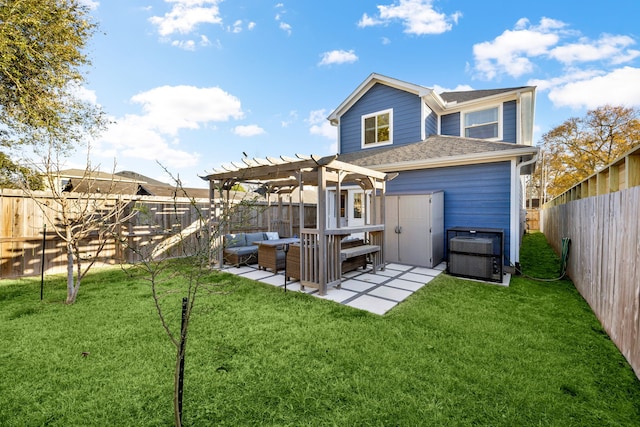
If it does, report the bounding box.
[337,135,536,169]
[440,87,532,104]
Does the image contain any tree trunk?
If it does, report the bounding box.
[65,242,76,304]
[173,348,183,427]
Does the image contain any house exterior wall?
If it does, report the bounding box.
[440,112,460,136]
[440,100,518,142]
[425,108,438,137]
[340,83,422,154]
[386,161,513,262]
[503,100,517,143]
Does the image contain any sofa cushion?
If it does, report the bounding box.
[225,246,258,256]
[225,233,246,248]
[245,232,266,245]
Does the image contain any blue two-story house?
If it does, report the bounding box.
[329,73,538,273]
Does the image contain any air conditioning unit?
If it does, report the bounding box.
[448,236,498,281]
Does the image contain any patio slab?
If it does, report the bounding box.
[219,262,447,315]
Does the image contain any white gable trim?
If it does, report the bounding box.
[328,73,442,125]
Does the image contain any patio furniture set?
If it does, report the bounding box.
[223,231,380,277]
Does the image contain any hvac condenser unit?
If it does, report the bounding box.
[447,227,504,283]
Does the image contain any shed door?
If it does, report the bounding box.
[385,195,432,266]
[397,195,431,266]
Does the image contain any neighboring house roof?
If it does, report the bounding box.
[138,183,210,199]
[337,135,538,173]
[57,170,209,198]
[115,171,169,186]
[64,179,141,195]
[57,169,140,183]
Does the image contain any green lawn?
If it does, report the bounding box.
[1,232,639,426]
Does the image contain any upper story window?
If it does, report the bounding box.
[464,106,499,139]
[362,109,392,148]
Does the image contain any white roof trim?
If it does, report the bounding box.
[328,73,442,125]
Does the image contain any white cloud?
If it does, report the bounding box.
[318,49,358,66]
[171,39,196,50]
[96,85,244,168]
[97,115,201,169]
[547,67,640,109]
[69,84,99,105]
[549,34,640,65]
[472,18,639,81]
[433,84,474,94]
[79,0,99,10]
[281,110,298,128]
[358,0,461,35]
[275,4,292,35]
[130,85,243,135]
[473,25,559,79]
[231,20,243,33]
[233,125,266,137]
[279,21,292,35]
[248,21,257,30]
[307,109,336,140]
[149,0,222,37]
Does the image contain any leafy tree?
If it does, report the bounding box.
[0,151,43,189]
[0,0,105,174]
[536,105,640,201]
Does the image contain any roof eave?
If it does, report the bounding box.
[361,146,539,172]
[443,86,536,111]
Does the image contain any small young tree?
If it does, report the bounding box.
[125,172,264,426]
[24,146,138,304]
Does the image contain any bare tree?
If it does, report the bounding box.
[123,170,267,426]
[23,145,138,304]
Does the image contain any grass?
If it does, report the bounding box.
[1,232,639,426]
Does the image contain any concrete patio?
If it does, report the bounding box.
[219,262,447,315]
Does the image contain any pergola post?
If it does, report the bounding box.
[317,166,327,293]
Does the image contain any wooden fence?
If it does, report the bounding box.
[0,189,316,279]
[542,155,640,379]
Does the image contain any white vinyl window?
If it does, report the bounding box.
[464,106,499,139]
[362,109,392,148]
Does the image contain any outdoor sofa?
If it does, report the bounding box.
[223,231,280,267]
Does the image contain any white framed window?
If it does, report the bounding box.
[361,109,392,148]
[463,106,500,139]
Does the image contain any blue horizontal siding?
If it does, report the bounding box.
[425,110,437,136]
[441,112,460,136]
[387,162,512,263]
[340,83,422,154]
[502,100,516,143]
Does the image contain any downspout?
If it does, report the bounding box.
[511,152,539,271]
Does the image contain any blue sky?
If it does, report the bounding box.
[77,0,640,188]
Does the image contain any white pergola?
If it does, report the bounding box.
[202,154,395,295]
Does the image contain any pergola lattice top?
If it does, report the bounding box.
[202,153,390,193]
